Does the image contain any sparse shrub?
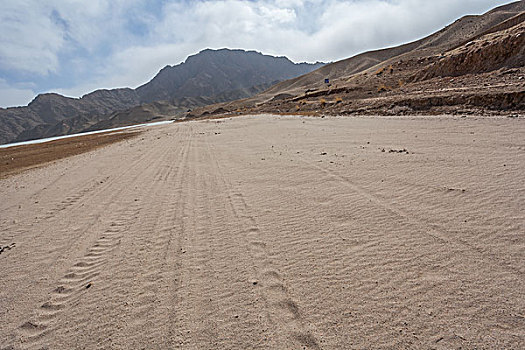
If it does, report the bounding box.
[320,98,327,107]
[296,105,301,111]
[335,97,343,104]
[375,67,385,76]
[398,79,405,87]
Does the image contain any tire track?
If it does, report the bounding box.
[258,129,524,279]
[203,136,321,350]
[4,127,186,350]
[0,130,156,251]
[14,203,142,349]
[1,127,179,233]
[176,138,224,348]
[0,129,146,214]
[32,128,179,222]
[48,126,192,350]
[24,131,181,271]
[296,156,525,277]
[109,125,192,348]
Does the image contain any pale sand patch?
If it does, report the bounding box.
[1,115,523,349]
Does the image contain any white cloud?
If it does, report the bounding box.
[0,0,517,106]
[0,0,144,76]
[258,6,296,24]
[0,1,65,75]
[55,43,197,98]
[132,0,514,64]
[45,0,144,52]
[0,79,36,107]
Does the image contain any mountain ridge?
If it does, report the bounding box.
[0,49,323,144]
[1,2,523,144]
[186,1,524,118]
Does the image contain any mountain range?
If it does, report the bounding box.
[1,1,524,145]
[189,1,524,118]
[0,49,323,144]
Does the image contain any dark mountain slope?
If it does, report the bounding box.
[136,49,323,102]
[86,81,277,134]
[0,89,140,144]
[0,49,323,144]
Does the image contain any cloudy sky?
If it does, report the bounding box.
[0,0,516,107]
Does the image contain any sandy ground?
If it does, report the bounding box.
[1,114,524,349]
[0,131,141,179]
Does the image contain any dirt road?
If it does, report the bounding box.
[1,115,524,349]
